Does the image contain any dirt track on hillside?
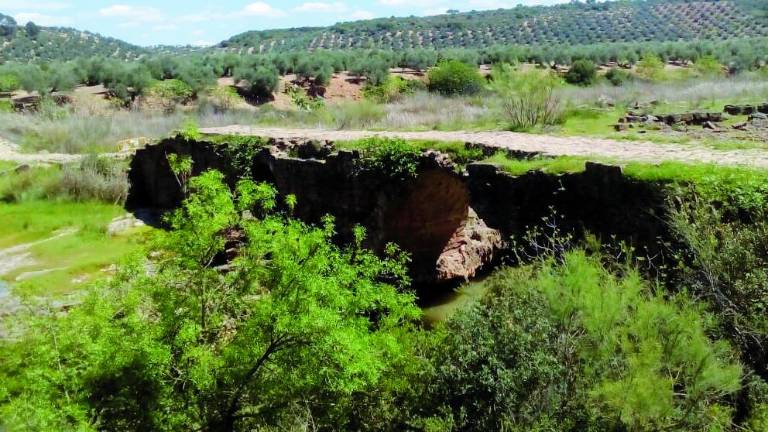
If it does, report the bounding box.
[201,126,768,168]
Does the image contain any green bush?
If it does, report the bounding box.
[234,65,279,100]
[0,156,128,204]
[564,59,597,86]
[425,250,744,431]
[490,64,565,131]
[0,73,20,92]
[349,55,390,85]
[363,75,425,103]
[636,53,666,81]
[146,79,194,103]
[202,85,244,111]
[694,55,725,77]
[670,200,768,377]
[356,137,421,180]
[0,99,13,113]
[427,60,484,96]
[427,267,569,430]
[605,67,633,86]
[0,170,420,430]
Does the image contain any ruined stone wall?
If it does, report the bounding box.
[127,136,670,286]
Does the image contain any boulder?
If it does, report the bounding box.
[435,208,503,281]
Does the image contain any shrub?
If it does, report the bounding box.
[146,79,194,103]
[427,60,484,96]
[424,250,744,431]
[636,53,666,81]
[605,67,633,86]
[349,56,390,86]
[694,55,725,77]
[145,79,194,111]
[356,137,421,180]
[564,59,597,86]
[0,156,128,204]
[363,75,424,103]
[490,65,564,131]
[0,171,420,431]
[0,73,20,92]
[57,155,129,204]
[330,100,385,129]
[286,84,324,111]
[202,85,244,111]
[0,100,13,113]
[234,65,279,100]
[670,200,768,377]
[427,268,569,430]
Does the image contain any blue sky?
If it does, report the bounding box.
[6,0,567,46]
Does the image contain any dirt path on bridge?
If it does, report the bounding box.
[3,126,768,167]
[201,126,768,168]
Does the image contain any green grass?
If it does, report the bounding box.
[336,138,484,165]
[557,103,765,150]
[0,201,150,297]
[483,153,589,175]
[485,151,768,210]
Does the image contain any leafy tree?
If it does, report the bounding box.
[0,170,420,431]
[636,52,666,81]
[694,54,725,77]
[175,59,217,95]
[422,250,744,431]
[24,21,40,39]
[234,65,279,100]
[350,55,390,85]
[427,59,484,96]
[564,59,597,86]
[605,67,632,86]
[0,14,16,38]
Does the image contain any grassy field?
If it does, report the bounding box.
[0,201,149,297]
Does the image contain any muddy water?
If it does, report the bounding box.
[420,278,489,326]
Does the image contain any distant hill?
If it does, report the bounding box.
[221,0,768,53]
[0,13,145,62]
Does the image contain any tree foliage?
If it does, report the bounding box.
[427,59,484,96]
[0,170,420,431]
[423,250,744,431]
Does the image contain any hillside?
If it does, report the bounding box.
[221,0,768,53]
[0,13,144,62]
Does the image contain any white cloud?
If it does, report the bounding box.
[0,1,69,11]
[294,2,348,13]
[241,2,285,17]
[349,10,375,20]
[13,12,72,26]
[192,40,214,47]
[378,0,442,6]
[99,4,163,22]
